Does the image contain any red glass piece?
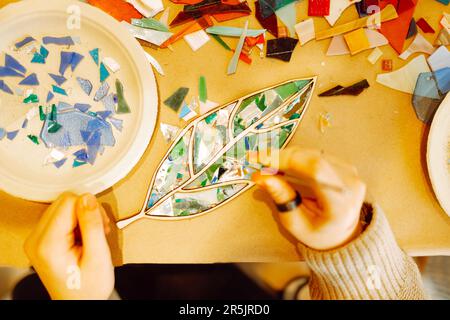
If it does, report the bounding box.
[308,0,330,16]
[87,0,142,22]
[254,1,278,37]
[381,59,393,72]
[416,18,436,33]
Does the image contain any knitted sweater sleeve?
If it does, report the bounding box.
[298,204,426,300]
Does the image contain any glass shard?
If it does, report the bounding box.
[99,62,110,82]
[0,66,24,77]
[275,2,297,37]
[23,94,39,104]
[53,158,67,169]
[412,71,444,123]
[295,18,315,46]
[308,0,330,16]
[399,33,435,60]
[255,1,278,37]
[42,36,75,46]
[319,80,370,96]
[416,17,435,33]
[102,57,120,73]
[199,76,207,103]
[211,34,232,50]
[19,73,39,86]
[227,20,248,75]
[407,18,417,39]
[89,48,100,65]
[0,80,13,95]
[164,87,189,112]
[206,26,266,37]
[266,37,298,62]
[109,117,123,131]
[52,85,67,96]
[184,29,210,51]
[367,47,383,64]
[77,77,93,96]
[5,54,26,74]
[131,17,170,32]
[120,21,173,46]
[14,36,35,49]
[428,46,450,72]
[49,73,67,86]
[102,94,117,113]
[115,79,131,114]
[94,81,110,102]
[7,130,19,140]
[160,123,180,143]
[343,28,370,55]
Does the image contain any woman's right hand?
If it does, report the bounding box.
[252,147,367,251]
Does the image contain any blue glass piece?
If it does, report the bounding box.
[0,80,13,94]
[99,62,110,82]
[46,91,55,102]
[22,119,28,129]
[0,66,24,77]
[109,117,123,131]
[96,111,112,120]
[0,128,5,140]
[53,158,67,169]
[435,67,450,94]
[412,71,445,124]
[87,118,109,132]
[70,52,84,72]
[5,54,26,74]
[94,82,110,101]
[87,130,102,165]
[43,36,75,46]
[179,103,192,118]
[31,52,46,64]
[76,77,93,96]
[73,149,89,162]
[15,36,35,49]
[52,85,67,96]
[19,73,39,86]
[7,130,19,140]
[57,102,73,111]
[74,103,91,113]
[80,130,91,143]
[89,48,99,65]
[59,52,73,75]
[40,46,49,58]
[61,132,72,148]
[49,73,67,86]
[101,93,116,113]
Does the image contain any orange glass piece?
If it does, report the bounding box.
[87,0,142,22]
[170,0,204,4]
[212,12,251,22]
[161,16,213,48]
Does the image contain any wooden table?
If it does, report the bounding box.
[0,0,449,267]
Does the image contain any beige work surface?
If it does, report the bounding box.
[0,0,449,267]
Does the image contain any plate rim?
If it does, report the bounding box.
[0,0,158,202]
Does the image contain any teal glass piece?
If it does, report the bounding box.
[52,85,67,96]
[99,62,110,82]
[206,26,266,37]
[199,76,207,103]
[89,48,99,65]
[48,121,62,133]
[164,87,189,112]
[40,46,49,58]
[49,104,57,121]
[131,18,169,32]
[115,79,131,114]
[31,52,46,64]
[147,129,192,208]
[73,159,87,168]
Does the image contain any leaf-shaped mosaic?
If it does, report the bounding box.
[117,77,316,228]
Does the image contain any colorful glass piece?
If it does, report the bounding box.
[407,18,417,39]
[164,87,189,112]
[381,59,393,71]
[127,0,164,17]
[160,123,180,143]
[14,36,35,49]
[109,117,123,131]
[99,63,110,82]
[206,26,266,38]
[412,71,446,123]
[211,34,232,50]
[31,52,46,64]
[52,85,67,96]
[94,81,110,102]
[295,18,315,46]
[319,80,370,96]
[49,73,67,86]
[399,33,435,60]
[308,0,330,16]
[23,94,39,104]
[19,73,39,86]
[258,0,297,19]
[275,1,297,37]
[89,48,100,65]
[77,77,93,96]
[428,46,450,72]
[0,80,13,95]
[131,17,169,31]
[367,47,383,64]
[53,158,67,169]
[227,20,248,75]
[325,0,362,26]
[416,17,436,33]
[0,66,24,77]
[0,128,5,140]
[120,21,173,46]
[255,1,278,37]
[87,0,143,22]
[7,130,19,140]
[184,29,211,51]
[179,103,197,121]
[355,0,379,17]
[115,79,131,114]
[435,67,450,93]
[199,76,207,103]
[59,51,84,75]
[73,159,87,168]
[5,54,26,74]
[343,28,370,55]
[266,37,298,62]
[43,36,75,46]
[74,103,92,113]
[48,122,62,134]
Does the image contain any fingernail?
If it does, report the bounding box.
[82,194,98,211]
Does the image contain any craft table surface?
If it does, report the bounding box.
[0,0,449,267]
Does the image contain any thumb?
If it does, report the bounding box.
[76,194,111,260]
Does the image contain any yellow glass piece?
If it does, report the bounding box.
[343,28,370,55]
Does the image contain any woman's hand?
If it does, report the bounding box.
[253,147,366,251]
[24,193,114,300]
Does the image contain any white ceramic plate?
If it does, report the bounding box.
[427,93,450,216]
[0,0,158,202]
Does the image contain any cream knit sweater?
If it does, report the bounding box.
[298,204,426,300]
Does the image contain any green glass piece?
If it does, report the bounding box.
[23,94,39,104]
[100,62,110,82]
[163,87,189,112]
[27,134,39,145]
[49,104,57,121]
[115,79,131,114]
[39,105,46,121]
[276,82,301,100]
[171,138,187,160]
[256,95,267,111]
[289,113,300,120]
[199,76,207,103]
[52,85,67,96]
[176,172,183,180]
[87,111,97,117]
[211,34,232,51]
[204,112,217,124]
[131,18,169,32]
[73,159,87,168]
[48,122,62,133]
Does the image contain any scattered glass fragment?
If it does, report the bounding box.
[5,54,26,74]
[25,107,38,121]
[40,46,49,58]
[435,27,450,46]
[367,47,383,64]
[0,80,13,94]
[275,2,297,37]
[416,17,435,33]
[160,123,179,143]
[53,158,67,169]
[319,112,332,133]
[127,0,164,17]
[99,62,110,82]
[73,149,89,162]
[43,36,75,46]
[295,18,315,46]
[277,26,288,38]
[89,48,100,65]
[325,0,359,26]
[0,128,5,140]
[102,57,121,73]
[59,52,84,75]
[74,103,92,113]
[184,29,210,51]
[143,51,165,76]
[199,76,207,103]
[15,36,35,49]
[319,80,370,96]
[399,33,435,60]
[159,6,170,26]
[266,37,298,62]
[94,82,110,101]
[57,102,73,112]
[179,102,197,121]
[164,87,189,112]
[116,79,131,114]
[73,159,87,168]
[44,149,65,165]
[19,73,39,86]
[120,21,173,46]
[23,94,39,104]
[31,52,46,64]
[87,0,143,22]
[131,17,169,31]
[258,0,297,19]
[412,71,445,123]
[49,73,67,86]
[206,26,266,37]
[102,94,117,113]
[381,59,393,71]
[343,28,371,55]
[227,20,249,75]
[377,55,430,94]
[309,0,330,16]
[52,85,67,96]
[96,111,112,120]
[7,130,19,140]
[255,1,278,37]
[77,77,93,96]
[407,18,418,39]
[48,122,62,133]
[428,46,450,72]
[109,117,123,131]
[435,67,450,93]
[211,34,232,50]
[0,66,24,77]
[22,119,28,129]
